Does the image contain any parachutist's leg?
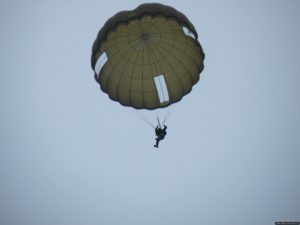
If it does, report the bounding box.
[154,138,159,148]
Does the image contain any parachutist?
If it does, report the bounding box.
[154,125,167,148]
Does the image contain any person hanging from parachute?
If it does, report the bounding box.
[153,118,167,148]
[91,3,205,148]
[154,124,167,148]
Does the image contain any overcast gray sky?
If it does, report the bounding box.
[1,0,300,225]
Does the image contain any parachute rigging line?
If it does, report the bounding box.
[134,111,155,129]
[162,106,174,126]
[156,115,161,127]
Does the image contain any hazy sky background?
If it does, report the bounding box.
[1,0,300,225]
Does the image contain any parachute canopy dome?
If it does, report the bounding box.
[91,3,205,110]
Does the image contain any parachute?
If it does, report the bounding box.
[91,3,205,110]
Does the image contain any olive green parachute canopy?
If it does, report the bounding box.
[91,3,205,110]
